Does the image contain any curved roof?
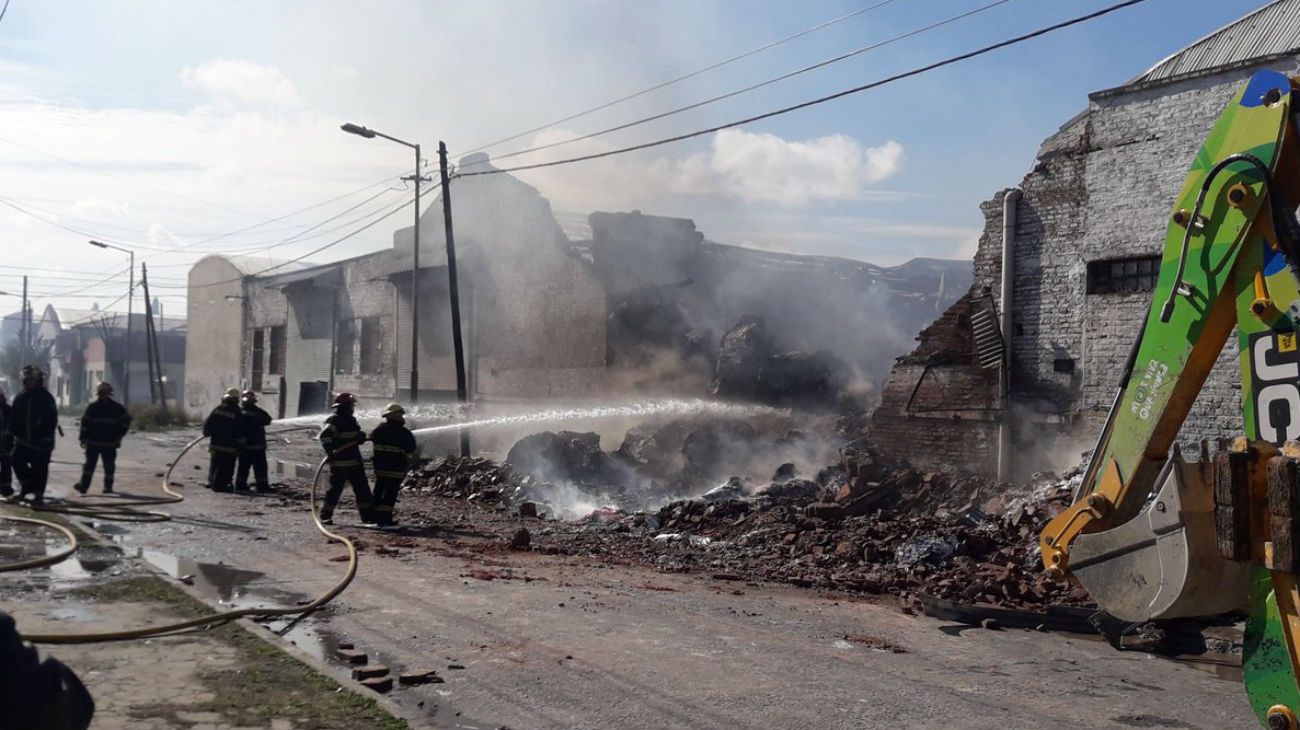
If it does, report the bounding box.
[190,253,317,278]
[1134,0,1300,84]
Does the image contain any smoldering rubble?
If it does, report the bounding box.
[398,426,1089,612]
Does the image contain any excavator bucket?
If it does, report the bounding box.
[1068,452,1250,622]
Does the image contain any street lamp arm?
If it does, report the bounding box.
[340,122,416,150]
[88,239,132,255]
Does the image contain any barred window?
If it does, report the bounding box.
[1087,256,1161,294]
[335,319,355,374]
[359,317,382,374]
[268,326,286,374]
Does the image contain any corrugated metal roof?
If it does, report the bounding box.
[1135,0,1300,83]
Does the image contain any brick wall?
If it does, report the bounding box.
[871,57,1300,478]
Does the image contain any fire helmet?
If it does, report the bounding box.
[223,387,241,402]
[382,402,405,418]
[332,392,357,408]
[20,365,44,384]
[95,381,114,396]
[241,390,258,404]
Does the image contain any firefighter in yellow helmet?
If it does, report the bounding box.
[368,402,417,529]
[202,388,244,492]
[74,381,131,495]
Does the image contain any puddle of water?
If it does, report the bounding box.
[274,620,343,664]
[48,605,101,623]
[137,549,270,607]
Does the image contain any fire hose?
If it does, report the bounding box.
[0,431,360,644]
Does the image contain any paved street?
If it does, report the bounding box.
[26,421,1258,730]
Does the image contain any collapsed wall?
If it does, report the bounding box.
[871,55,1300,479]
[587,210,969,397]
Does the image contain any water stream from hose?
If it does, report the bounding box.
[409,399,789,436]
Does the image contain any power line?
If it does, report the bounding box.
[189,182,441,289]
[41,266,130,298]
[0,197,179,251]
[457,0,901,157]
[489,0,1012,164]
[0,134,413,238]
[175,174,408,248]
[214,186,403,257]
[0,0,10,26]
[459,0,1152,178]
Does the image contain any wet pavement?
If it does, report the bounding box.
[12,420,1259,730]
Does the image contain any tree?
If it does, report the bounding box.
[0,338,54,391]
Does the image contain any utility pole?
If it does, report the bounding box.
[400,146,429,406]
[339,123,430,407]
[19,275,27,367]
[439,141,471,458]
[88,241,133,405]
[141,264,158,404]
[125,250,134,407]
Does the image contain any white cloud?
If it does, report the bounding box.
[514,127,904,211]
[146,222,184,248]
[72,198,136,221]
[180,59,300,107]
[699,130,903,206]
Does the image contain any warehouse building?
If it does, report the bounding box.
[870,0,1300,479]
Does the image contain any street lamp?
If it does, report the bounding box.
[88,240,134,406]
[340,122,427,405]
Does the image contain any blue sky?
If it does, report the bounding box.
[0,0,1277,312]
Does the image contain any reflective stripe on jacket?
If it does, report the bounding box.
[320,414,365,469]
[369,421,417,482]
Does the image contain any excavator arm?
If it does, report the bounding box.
[1037,69,1300,728]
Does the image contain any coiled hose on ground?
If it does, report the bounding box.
[0,430,359,644]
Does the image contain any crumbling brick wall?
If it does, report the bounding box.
[872,55,1300,479]
[868,291,1000,476]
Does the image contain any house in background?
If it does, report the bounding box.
[38,304,186,408]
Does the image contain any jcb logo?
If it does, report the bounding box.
[1251,331,1300,444]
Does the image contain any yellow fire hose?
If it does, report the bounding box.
[0,432,359,644]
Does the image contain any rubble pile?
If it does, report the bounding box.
[402,456,527,502]
[710,317,848,408]
[397,435,1088,611]
[605,458,1084,609]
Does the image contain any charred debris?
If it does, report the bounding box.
[401,420,1088,614]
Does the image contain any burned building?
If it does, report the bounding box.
[187,158,967,419]
[583,210,970,395]
[870,0,1300,479]
[186,155,609,418]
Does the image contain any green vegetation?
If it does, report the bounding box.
[129,403,191,431]
[78,574,409,730]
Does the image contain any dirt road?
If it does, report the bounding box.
[43,421,1256,729]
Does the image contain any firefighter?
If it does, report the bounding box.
[0,391,12,499]
[202,388,244,493]
[318,392,375,525]
[10,366,58,507]
[369,402,417,528]
[73,382,131,495]
[235,390,272,493]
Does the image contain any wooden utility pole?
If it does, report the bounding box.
[439,141,470,457]
[19,276,27,367]
[141,265,158,404]
[141,264,167,409]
